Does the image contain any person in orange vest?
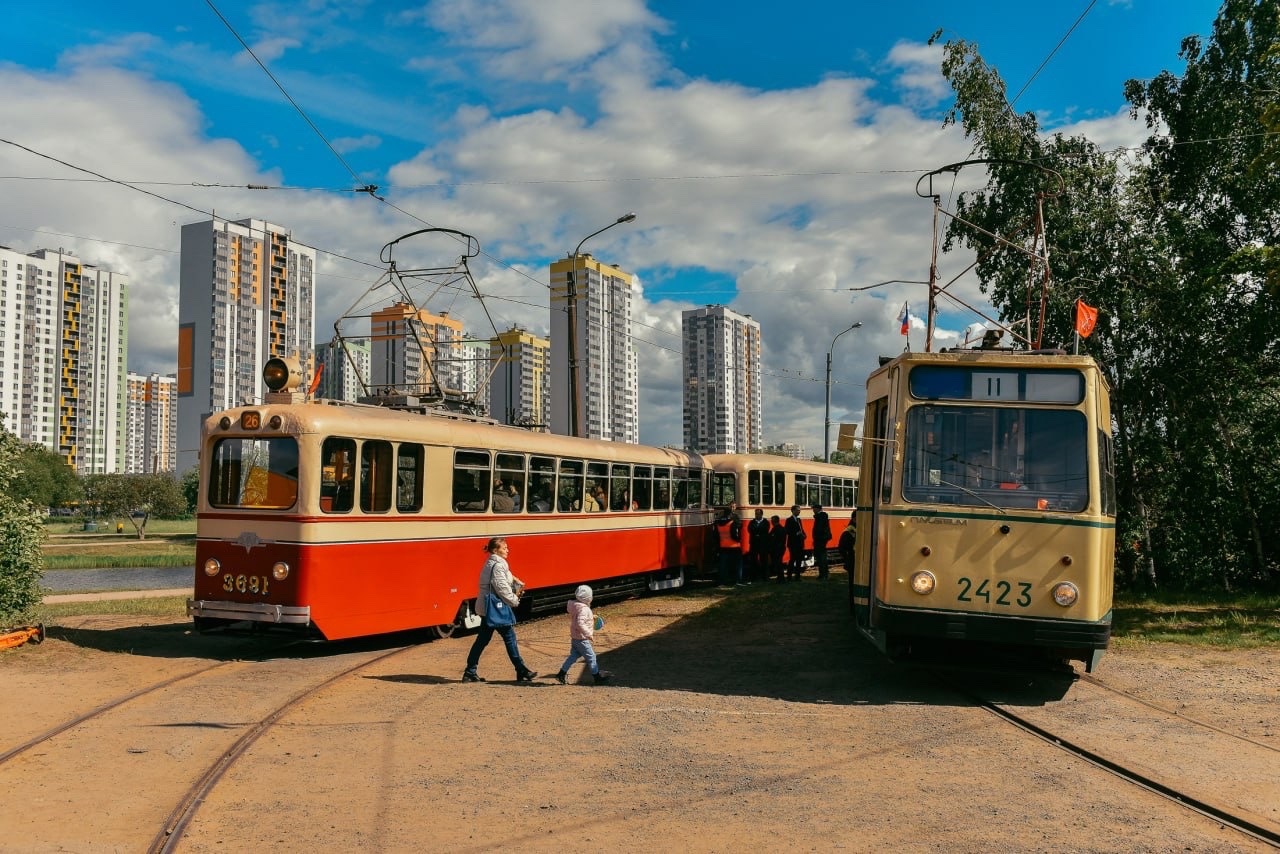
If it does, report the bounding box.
[713,507,743,587]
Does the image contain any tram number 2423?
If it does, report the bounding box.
[955,577,1034,608]
[221,574,271,595]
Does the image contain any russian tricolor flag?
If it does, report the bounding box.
[897,302,910,336]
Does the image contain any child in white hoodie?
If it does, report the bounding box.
[555,585,611,685]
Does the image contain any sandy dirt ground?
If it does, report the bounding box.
[2,574,1278,853]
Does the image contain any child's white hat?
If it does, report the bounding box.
[574,585,593,603]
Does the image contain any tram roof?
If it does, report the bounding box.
[203,399,706,467]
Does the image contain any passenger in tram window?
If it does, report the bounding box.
[769,515,788,584]
[508,481,523,513]
[529,484,553,513]
[492,480,516,513]
[463,537,537,684]
[591,485,608,511]
[558,486,579,512]
[582,484,602,512]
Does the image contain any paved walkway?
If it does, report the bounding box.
[42,588,189,604]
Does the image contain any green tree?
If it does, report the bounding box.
[0,431,46,625]
[181,468,200,517]
[932,1,1280,592]
[1123,0,1280,590]
[10,443,81,509]
[80,472,187,539]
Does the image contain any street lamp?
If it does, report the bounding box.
[824,321,863,462]
[566,212,636,438]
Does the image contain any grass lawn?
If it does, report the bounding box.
[1112,592,1280,648]
[43,520,195,569]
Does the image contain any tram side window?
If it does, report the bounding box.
[685,470,705,508]
[795,474,810,508]
[633,465,653,510]
[762,470,775,505]
[1099,429,1116,516]
[528,456,556,513]
[585,461,609,511]
[820,477,833,508]
[748,470,761,505]
[453,450,491,512]
[360,440,394,513]
[209,437,299,509]
[610,464,632,510]
[672,468,689,509]
[494,452,526,513]
[396,444,424,512]
[653,467,671,510]
[320,437,356,513]
[710,472,736,508]
[558,460,584,511]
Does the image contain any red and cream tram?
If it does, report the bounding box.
[704,454,858,563]
[188,360,713,640]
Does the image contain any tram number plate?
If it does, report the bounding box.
[956,577,1032,608]
[222,574,270,596]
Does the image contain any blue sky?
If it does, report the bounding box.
[0,0,1223,452]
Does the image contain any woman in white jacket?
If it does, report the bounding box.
[462,537,537,683]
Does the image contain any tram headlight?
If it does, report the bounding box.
[271,561,290,581]
[909,570,936,595]
[203,558,221,577]
[1052,581,1079,607]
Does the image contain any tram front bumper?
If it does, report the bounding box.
[877,605,1112,650]
[187,599,311,625]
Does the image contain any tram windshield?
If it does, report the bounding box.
[901,405,1088,511]
[208,437,299,509]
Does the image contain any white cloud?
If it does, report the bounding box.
[2,8,1151,457]
[885,40,950,106]
[240,36,301,64]
[332,134,382,154]
[422,0,667,82]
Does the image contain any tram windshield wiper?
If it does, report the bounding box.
[935,477,1007,514]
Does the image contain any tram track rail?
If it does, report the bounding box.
[1076,672,1280,755]
[0,633,319,769]
[0,661,235,767]
[148,644,416,853]
[935,670,1280,849]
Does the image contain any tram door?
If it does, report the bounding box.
[854,393,890,624]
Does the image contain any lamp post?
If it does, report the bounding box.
[824,321,863,462]
[566,212,636,438]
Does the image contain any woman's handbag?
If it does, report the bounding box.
[485,591,516,627]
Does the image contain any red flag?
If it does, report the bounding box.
[308,363,324,396]
[1075,299,1098,339]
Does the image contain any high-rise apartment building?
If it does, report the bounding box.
[549,255,638,443]
[0,246,128,473]
[489,325,550,429]
[682,305,762,454]
[125,372,177,473]
[458,334,491,417]
[370,304,467,397]
[315,337,371,402]
[177,218,316,472]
